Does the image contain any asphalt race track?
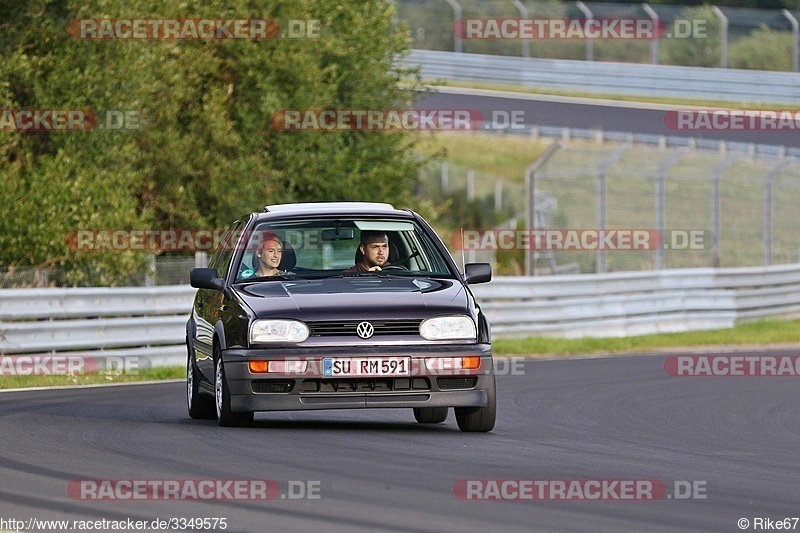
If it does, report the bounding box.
[1,353,797,532]
[416,88,800,148]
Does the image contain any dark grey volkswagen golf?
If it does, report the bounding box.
[186,202,495,431]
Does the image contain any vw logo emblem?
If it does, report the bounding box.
[356,321,374,339]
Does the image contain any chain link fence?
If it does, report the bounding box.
[0,255,206,289]
[527,140,800,274]
[6,131,800,285]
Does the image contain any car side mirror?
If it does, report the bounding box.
[190,267,223,290]
[464,263,491,284]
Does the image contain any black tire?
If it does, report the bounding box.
[214,350,253,428]
[187,347,215,420]
[413,407,448,424]
[455,374,496,432]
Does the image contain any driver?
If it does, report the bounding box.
[347,231,391,272]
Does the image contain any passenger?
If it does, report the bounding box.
[255,232,283,277]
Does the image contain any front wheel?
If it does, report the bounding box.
[455,375,496,432]
[413,407,448,424]
[215,353,253,427]
[187,350,215,420]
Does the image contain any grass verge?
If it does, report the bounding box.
[493,318,800,356]
[0,365,184,390]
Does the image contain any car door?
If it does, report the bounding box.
[193,220,242,381]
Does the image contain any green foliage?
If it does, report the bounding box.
[661,6,723,67]
[0,0,424,284]
[729,26,795,71]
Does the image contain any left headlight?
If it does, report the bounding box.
[249,319,309,344]
[420,315,476,341]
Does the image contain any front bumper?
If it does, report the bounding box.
[222,344,492,412]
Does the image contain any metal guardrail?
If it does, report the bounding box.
[471,263,800,337]
[0,287,195,370]
[2,263,800,369]
[404,49,800,104]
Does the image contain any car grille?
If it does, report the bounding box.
[307,320,421,337]
[436,377,478,390]
[300,377,431,393]
[252,379,295,393]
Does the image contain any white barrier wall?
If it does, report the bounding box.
[2,264,800,367]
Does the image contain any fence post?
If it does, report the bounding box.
[576,2,595,61]
[595,145,631,273]
[443,0,463,53]
[783,9,799,73]
[525,141,561,276]
[763,160,792,266]
[467,169,475,201]
[145,254,156,287]
[441,161,449,192]
[711,6,728,68]
[710,155,736,267]
[495,179,503,212]
[513,0,530,58]
[654,148,688,270]
[642,4,660,65]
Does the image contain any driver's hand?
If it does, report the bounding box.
[368,266,382,271]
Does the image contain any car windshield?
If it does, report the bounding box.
[234,217,456,282]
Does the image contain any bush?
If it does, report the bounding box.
[729,26,795,71]
[662,6,723,67]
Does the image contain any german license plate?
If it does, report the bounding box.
[323,357,410,377]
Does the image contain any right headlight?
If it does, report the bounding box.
[249,319,309,344]
[419,315,477,341]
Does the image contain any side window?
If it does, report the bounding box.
[209,221,242,278]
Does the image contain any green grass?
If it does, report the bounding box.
[0,365,184,390]
[493,318,800,356]
[417,131,547,184]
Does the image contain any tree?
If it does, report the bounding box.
[0,0,424,285]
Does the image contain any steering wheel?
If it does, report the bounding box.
[381,265,406,271]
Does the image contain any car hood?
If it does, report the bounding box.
[234,276,468,320]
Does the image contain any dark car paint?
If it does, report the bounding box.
[187,205,492,413]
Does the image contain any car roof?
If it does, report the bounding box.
[260,202,409,217]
